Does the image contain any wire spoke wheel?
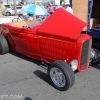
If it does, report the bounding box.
[12,18,21,22]
[91,43,100,64]
[92,48,100,63]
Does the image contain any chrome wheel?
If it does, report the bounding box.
[48,60,75,91]
[50,67,66,87]
[92,48,100,62]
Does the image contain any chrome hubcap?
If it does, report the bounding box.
[91,49,95,58]
[91,48,100,62]
[50,68,66,87]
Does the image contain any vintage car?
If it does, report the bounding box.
[0,8,92,91]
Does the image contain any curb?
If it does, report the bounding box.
[0,16,18,19]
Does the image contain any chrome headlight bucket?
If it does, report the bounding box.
[70,59,78,71]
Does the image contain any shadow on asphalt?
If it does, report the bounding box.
[33,70,52,86]
[9,49,41,66]
[24,97,33,100]
[91,64,100,70]
[9,49,55,90]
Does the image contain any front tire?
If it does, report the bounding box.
[0,34,9,54]
[6,12,11,16]
[48,60,75,91]
[91,43,100,64]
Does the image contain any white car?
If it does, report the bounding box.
[3,6,22,16]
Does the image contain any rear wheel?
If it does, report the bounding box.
[0,34,9,54]
[12,18,21,22]
[48,60,75,91]
[91,43,100,64]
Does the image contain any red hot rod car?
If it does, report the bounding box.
[0,8,92,91]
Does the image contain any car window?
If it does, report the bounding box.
[11,6,14,10]
[16,7,22,9]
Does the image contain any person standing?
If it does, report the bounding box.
[20,2,27,15]
[63,0,74,15]
[47,3,54,14]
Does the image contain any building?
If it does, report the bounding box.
[53,0,60,5]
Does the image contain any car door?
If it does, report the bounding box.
[10,7,15,15]
[17,7,22,14]
[9,27,30,53]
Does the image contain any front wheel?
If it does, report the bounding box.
[48,60,75,91]
[6,12,11,16]
[12,18,21,22]
[91,43,100,64]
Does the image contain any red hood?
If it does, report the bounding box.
[38,8,87,40]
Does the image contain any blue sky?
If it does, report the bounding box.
[2,0,52,3]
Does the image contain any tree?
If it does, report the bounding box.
[60,0,64,4]
[7,0,8,4]
[13,0,17,16]
[21,0,26,3]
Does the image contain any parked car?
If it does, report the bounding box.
[70,0,100,64]
[0,8,92,91]
[3,6,22,16]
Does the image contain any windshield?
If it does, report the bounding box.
[10,6,14,10]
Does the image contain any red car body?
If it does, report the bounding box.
[1,8,92,72]
[0,8,93,91]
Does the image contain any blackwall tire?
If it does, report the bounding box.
[48,60,75,91]
[91,43,100,64]
[6,12,11,16]
[12,18,21,22]
[0,34,9,54]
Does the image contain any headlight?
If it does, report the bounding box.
[70,59,78,71]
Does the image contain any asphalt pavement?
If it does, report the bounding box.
[0,50,100,100]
